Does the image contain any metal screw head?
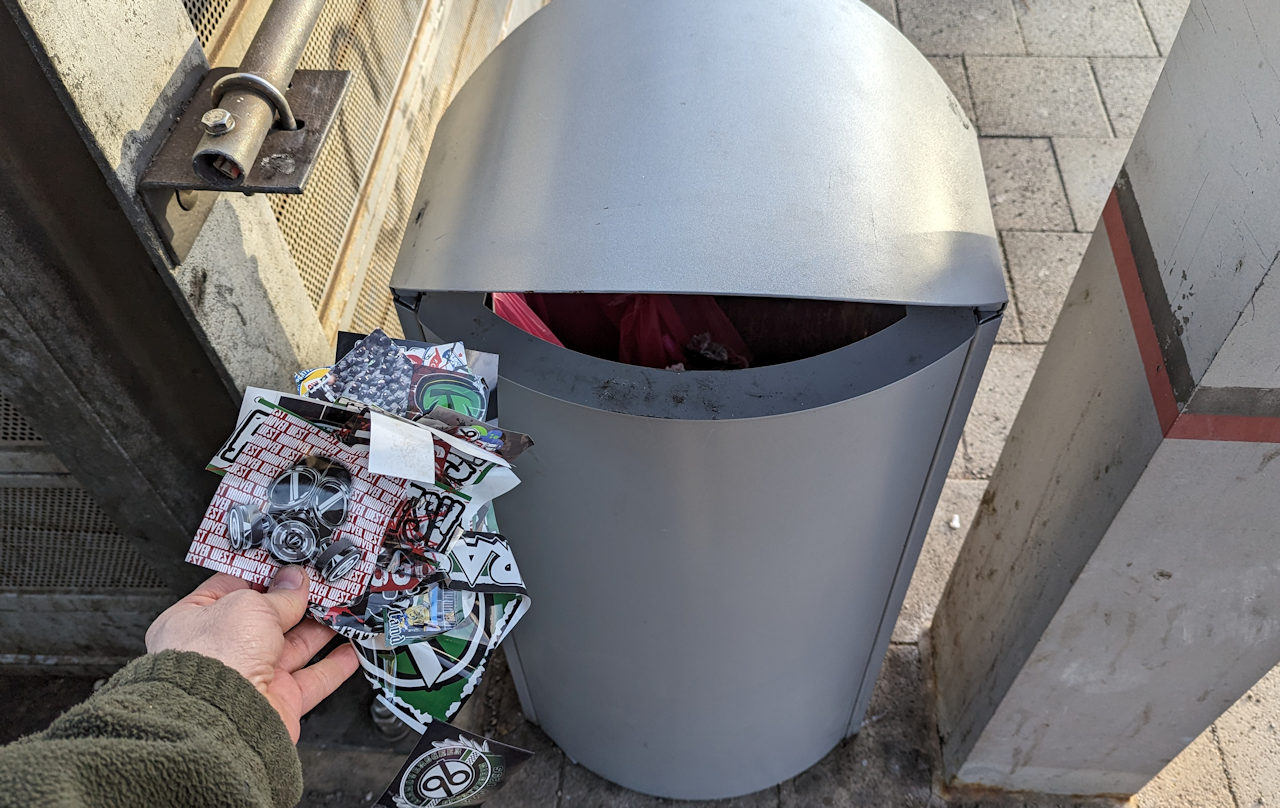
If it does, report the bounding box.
[200,108,235,136]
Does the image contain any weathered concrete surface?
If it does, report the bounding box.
[15,0,333,393]
[1013,0,1157,57]
[1002,231,1092,342]
[934,226,1166,790]
[1092,58,1166,138]
[1054,137,1132,231]
[898,0,1023,56]
[979,138,1075,231]
[14,0,203,195]
[780,645,937,808]
[958,344,1045,478]
[0,8,236,591]
[944,438,1280,794]
[967,57,1111,137]
[1123,0,1280,388]
[1198,257,1280,392]
[933,0,1280,797]
[177,195,331,391]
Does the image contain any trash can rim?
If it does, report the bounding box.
[401,294,980,421]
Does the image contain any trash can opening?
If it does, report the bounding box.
[487,292,906,371]
[403,291,976,421]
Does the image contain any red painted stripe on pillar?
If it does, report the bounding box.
[1168,413,1280,443]
[1102,190,1180,435]
[1105,187,1280,444]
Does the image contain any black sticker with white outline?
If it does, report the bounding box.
[374,721,532,807]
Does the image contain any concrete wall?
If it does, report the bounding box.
[0,0,550,670]
[15,0,331,393]
[14,0,550,385]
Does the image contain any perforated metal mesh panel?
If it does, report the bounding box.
[0,394,41,444]
[183,0,232,46]
[178,0,542,335]
[176,0,426,312]
[350,0,547,337]
[352,105,435,337]
[270,0,427,308]
[0,487,167,591]
[0,391,164,592]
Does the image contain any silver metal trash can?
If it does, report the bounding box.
[389,0,1005,798]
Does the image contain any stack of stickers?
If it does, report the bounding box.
[186,329,533,805]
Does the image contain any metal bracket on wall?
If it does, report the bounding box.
[138,66,349,263]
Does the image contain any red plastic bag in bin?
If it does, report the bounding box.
[492,292,564,346]
[521,292,752,370]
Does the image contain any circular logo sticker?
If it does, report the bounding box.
[398,740,501,807]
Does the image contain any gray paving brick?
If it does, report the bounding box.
[1015,0,1157,56]
[898,0,1023,55]
[1002,231,1091,342]
[927,56,975,123]
[1052,136,1131,231]
[996,294,1025,343]
[861,0,898,28]
[1092,57,1165,136]
[560,761,779,806]
[1134,727,1235,808]
[979,137,1074,231]
[300,747,405,802]
[559,764,666,807]
[995,241,1026,344]
[1211,666,1280,808]
[779,646,935,807]
[1138,0,1191,55]
[893,479,988,642]
[474,652,564,808]
[959,343,1044,478]
[968,57,1111,136]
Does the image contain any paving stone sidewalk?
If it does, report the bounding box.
[300,1,1280,805]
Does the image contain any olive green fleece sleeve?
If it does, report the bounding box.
[0,650,302,808]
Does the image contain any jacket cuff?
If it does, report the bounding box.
[103,650,301,806]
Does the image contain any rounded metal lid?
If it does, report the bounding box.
[391,0,1006,308]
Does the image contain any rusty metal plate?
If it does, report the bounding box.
[139,66,350,194]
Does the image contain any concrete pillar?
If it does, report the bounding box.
[11,0,332,393]
[0,0,333,593]
[932,0,1280,796]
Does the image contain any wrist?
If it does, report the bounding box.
[105,651,284,737]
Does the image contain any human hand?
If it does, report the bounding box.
[145,567,359,743]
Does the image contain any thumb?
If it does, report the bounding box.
[262,565,310,631]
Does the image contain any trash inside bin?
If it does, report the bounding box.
[494,293,906,370]
[389,0,1006,799]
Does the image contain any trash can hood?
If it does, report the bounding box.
[391,0,1006,310]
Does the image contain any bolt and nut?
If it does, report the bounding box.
[200,108,236,136]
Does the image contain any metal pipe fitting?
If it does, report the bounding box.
[200,108,235,135]
[211,72,297,130]
[192,0,325,187]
